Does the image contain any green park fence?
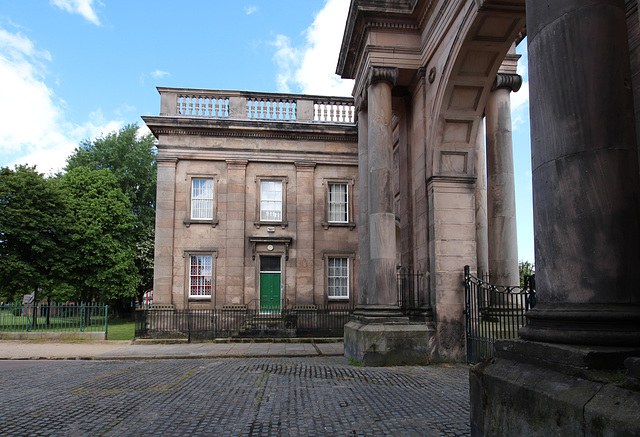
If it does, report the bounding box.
[0,302,108,333]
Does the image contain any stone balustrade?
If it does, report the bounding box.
[158,87,355,124]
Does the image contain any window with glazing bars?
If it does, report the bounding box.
[189,255,212,298]
[191,178,214,220]
[328,257,349,298]
[260,180,282,221]
[328,182,348,223]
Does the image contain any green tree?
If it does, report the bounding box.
[65,124,156,304]
[0,165,68,302]
[60,167,140,303]
[519,260,535,288]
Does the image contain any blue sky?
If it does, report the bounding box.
[0,0,534,262]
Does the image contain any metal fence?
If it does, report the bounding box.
[0,302,108,333]
[397,267,424,309]
[135,304,355,341]
[463,266,536,364]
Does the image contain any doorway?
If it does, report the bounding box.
[259,256,281,313]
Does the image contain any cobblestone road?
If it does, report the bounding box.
[0,357,470,436]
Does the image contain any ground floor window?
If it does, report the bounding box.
[328,257,349,299]
[189,255,212,298]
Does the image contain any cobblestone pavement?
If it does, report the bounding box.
[0,357,470,436]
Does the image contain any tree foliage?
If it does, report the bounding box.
[0,166,68,301]
[65,124,157,228]
[60,167,139,302]
[0,125,157,307]
[65,124,157,302]
[519,260,535,287]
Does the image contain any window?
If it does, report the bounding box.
[260,180,283,222]
[191,178,214,220]
[328,257,349,299]
[322,178,355,230]
[328,182,348,223]
[185,175,218,227]
[189,255,212,299]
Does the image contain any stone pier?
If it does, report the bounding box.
[471,0,640,434]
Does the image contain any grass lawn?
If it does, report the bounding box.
[107,318,135,341]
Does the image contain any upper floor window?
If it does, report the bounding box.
[254,175,288,229]
[322,178,355,230]
[191,178,214,220]
[260,180,283,222]
[184,175,218,227]
[328,182,348,223]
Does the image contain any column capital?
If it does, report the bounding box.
[368,66,398,88]
[294,161,316,170]
[226,159,248,169]
[493,73,522,92]
[156,157,178,165]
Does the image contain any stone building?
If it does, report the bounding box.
[143,90,358,311]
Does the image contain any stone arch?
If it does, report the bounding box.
[427,1,525,180]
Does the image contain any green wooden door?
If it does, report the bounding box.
[259,256,281,312]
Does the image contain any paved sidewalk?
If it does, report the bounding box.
[0,340,344,360]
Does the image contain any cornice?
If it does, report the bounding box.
[143,116,357,143]
[337,0,422,80]
[150,127,358,143]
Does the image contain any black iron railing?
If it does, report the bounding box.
[397,267,424,309]
[135,304,355,341]
[464,266,536,364]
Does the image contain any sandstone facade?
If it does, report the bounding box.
[143,91,359,310]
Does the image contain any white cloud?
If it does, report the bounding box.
[0,27,122,174]
[272,35,299,93]
[245,6,258,15]
[151,69,170,79]
[50,0,102,26]
[272,0,354,96]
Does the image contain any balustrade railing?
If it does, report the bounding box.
[158,88,355,124]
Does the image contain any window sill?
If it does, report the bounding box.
[254,220,288,229]
[184,218,219,228]
[321,221,356,230]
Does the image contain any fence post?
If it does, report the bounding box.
[187,308,191,343]
[81,303,85,332]
[104,305,109,339]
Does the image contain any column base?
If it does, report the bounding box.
[470,338,640,436]
[344,306,434,366]
[520,303,640,347]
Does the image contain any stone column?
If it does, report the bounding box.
[521,0,640,346]
[295,161,316,305]
[485,73,521,286]
[474,118,488,277]
[344,66,431,366]
[366,66,399,310]
[153,157,178,305]
[357,101,370,306]
[470,3,640,433]
[225,160,247,306]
